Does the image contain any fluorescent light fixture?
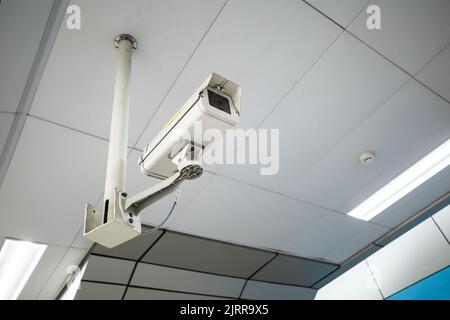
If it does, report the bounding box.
[0,239,47,300]
[348,138,450,221]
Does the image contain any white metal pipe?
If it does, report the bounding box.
[103,35,136,223]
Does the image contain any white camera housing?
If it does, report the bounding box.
[139,73,242,179]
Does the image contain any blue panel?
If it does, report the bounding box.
[388,267,450,300]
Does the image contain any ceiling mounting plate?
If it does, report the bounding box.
[114,33,137,50]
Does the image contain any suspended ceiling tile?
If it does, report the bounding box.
[313,244,381,289]
[75,282,125,300]
[18,243,67,300]
[141,231,275,278]
[348,0,450,74]
[307,0,370,27]
[92,230,163,261]
[242,280,317,300]
[0,113,14,154]
[38,247,87,299]
[30,0,227,143]
[374,191,450,247]
[0,0,54,112]
[171,174,331,257]
[433,204,450,242]
[416,44,450,102]
[294,80,450,216]
[0,116,108,246]
[135,0,342,149]
[251,254,338,287]
[367,218,450,298]
[126,151,215,226]
[131,263,245,298]
[124,287,228,300]
[372,165,450,229]
[219,31,409,201]
[315,260,383,300]
[83,255,135,285]
[282,212,388,263]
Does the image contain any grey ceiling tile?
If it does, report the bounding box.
[315,260,383,300]
[348,0,450,74]
[242,280,317,300]
[83,255,135,284]
[131,263,245,298]
[142,231,275,278]
[124,287,229,300]
[92,229,163,261]
[307,0,370,27]
[416,44,450,101]
[251,254,338,287]
[367,218,450,298]
[75,282,125,300]
[432,204,450,243]
[313,244,381,289]
[0,0,54,112]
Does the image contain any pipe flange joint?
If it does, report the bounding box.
[114,34,137,50]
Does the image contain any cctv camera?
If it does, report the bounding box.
[139,73,242,180]
[84,63,242,248]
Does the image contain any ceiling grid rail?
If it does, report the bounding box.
[0,0,69,189]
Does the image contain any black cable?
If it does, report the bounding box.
[141,188,180,234]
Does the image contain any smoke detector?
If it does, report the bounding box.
[360,151,375,165]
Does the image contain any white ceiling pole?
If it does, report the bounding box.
[103,34,137,223]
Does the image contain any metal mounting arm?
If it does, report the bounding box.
[123,142,203,216]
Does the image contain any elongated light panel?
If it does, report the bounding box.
[348,138,450,221]
[0,239,47,300]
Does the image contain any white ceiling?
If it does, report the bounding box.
[307,0,371,27]
[0,0,54,112]
[0,0,450,298]
[417,43,450,102]
[30,0,230,146]
[0,113,14,152]
[133,0,342,149]
[348,0,450,75]
[0,116,108,246]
